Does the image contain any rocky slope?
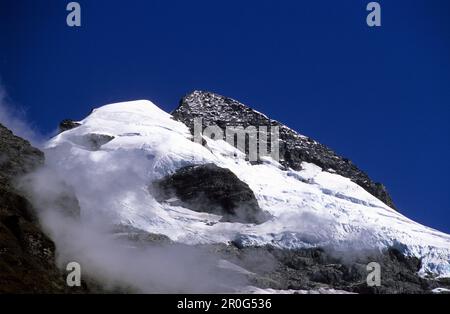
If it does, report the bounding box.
[212,243,449,294]
[0,124,67,293]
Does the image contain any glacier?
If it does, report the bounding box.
[44,99,450,279]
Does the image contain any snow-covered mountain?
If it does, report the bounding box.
[17,90,446,293]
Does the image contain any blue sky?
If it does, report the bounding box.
[0,0,449,232]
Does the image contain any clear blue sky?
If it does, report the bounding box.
[1,0,449,232]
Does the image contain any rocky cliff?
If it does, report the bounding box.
[0,124,71,293]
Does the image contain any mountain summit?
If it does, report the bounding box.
[173,91,395,208]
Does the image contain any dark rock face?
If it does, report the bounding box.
[265,247,427,294]
[0,190,67,293]
[0,124,70,293]
[58,119,81,133]
[152,163,268,224]
[172,91,396,209]
[0,125,44,181]
[212,243,449,294]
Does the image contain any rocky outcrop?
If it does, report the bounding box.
[70,133,115,150]
[58,119,81,133]
[152,163,269,224]
[112,224,172,246]
[172,91,396,209]
[210,243,450,294]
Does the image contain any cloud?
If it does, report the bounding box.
[16,144,251,293]
[37,208,247,293]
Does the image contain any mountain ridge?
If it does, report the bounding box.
[172,90,395,209]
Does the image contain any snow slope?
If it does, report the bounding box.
[45,100,450,278]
